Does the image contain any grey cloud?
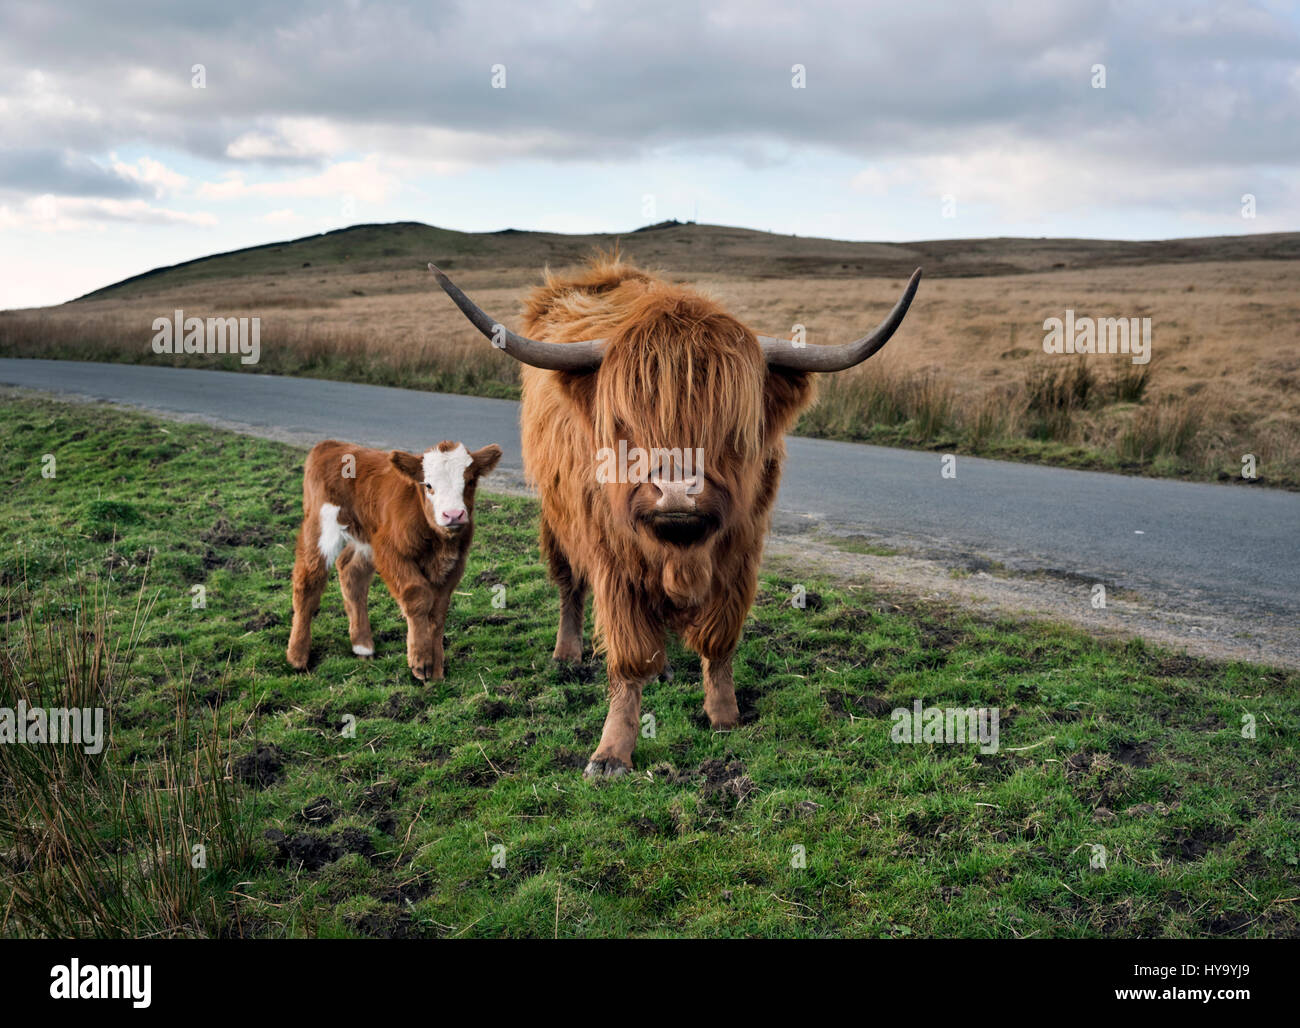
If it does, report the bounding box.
[0,0,1296,189]
[0,147,150,198]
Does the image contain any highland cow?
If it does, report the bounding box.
[430,258,919,776]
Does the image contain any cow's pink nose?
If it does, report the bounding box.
[651,476,698,513]
[443,509,467,525]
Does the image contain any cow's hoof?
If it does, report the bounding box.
[552,642,582,665]
[352,644,374,658]
[705,698,740,731]
[583,756,630,779]
[409,662,442,682]
[287,650,310,671]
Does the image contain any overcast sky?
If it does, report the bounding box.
[1,0,1297,308]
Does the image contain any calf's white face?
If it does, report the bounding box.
[422,443,475,529]
[389,440,502,537]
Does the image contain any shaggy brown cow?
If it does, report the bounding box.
[287,439,502,679]
[430,257,919,776]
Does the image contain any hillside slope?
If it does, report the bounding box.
[75,220,1300,302]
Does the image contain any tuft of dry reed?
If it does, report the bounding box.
[0,566,255,938]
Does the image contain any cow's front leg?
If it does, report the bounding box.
[585,668,653,779]
[585,599,663,778]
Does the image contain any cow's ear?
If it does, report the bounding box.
[470,444,502,478]
[763,368,817,441]
[389,450,423,482]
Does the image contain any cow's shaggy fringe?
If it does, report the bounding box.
[524,257,771,463]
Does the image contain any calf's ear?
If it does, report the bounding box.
[389,450,424,482]
[470,444,503,478]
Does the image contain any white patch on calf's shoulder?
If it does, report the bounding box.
[318,503,371,568]
[422,444,474,525]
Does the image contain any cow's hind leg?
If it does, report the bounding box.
[337,545,376,657]
[287,519,329,670]
[541,520,586,664]
[699,654,740,730]
[682,569,754,730]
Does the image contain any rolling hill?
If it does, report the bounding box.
[74,220,1300,302]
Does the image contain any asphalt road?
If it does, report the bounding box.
[2,358,1296,623]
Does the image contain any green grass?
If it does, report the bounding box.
[1,394,1296,937]
[819,535,903,557]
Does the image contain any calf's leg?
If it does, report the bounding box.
[287,520,329,670]
[424,587,452,682]
[337,545,376,656]
[401,587,440,681]
[378,557,441,681]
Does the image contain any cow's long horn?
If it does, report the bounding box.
[428,264,606,372]
[757,268,922,372]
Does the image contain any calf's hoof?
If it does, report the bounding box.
[286,647,310,671]
[351,643,374,658]
[583,754,630,779]
[552,639,582,664]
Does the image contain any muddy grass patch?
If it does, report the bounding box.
[825,688,893,719]
[266,826,378,871]
[345,904,426,939]
[298,796,337,826]
[1110,740,1155,768]
[1162,825,1237,861]
[554,747,589,770]
[234,743,286,788]
[446,754,520,788]
[242,610,283,632]
[1064,750,1139,808]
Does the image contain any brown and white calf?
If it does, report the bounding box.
[287,439,502,680]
